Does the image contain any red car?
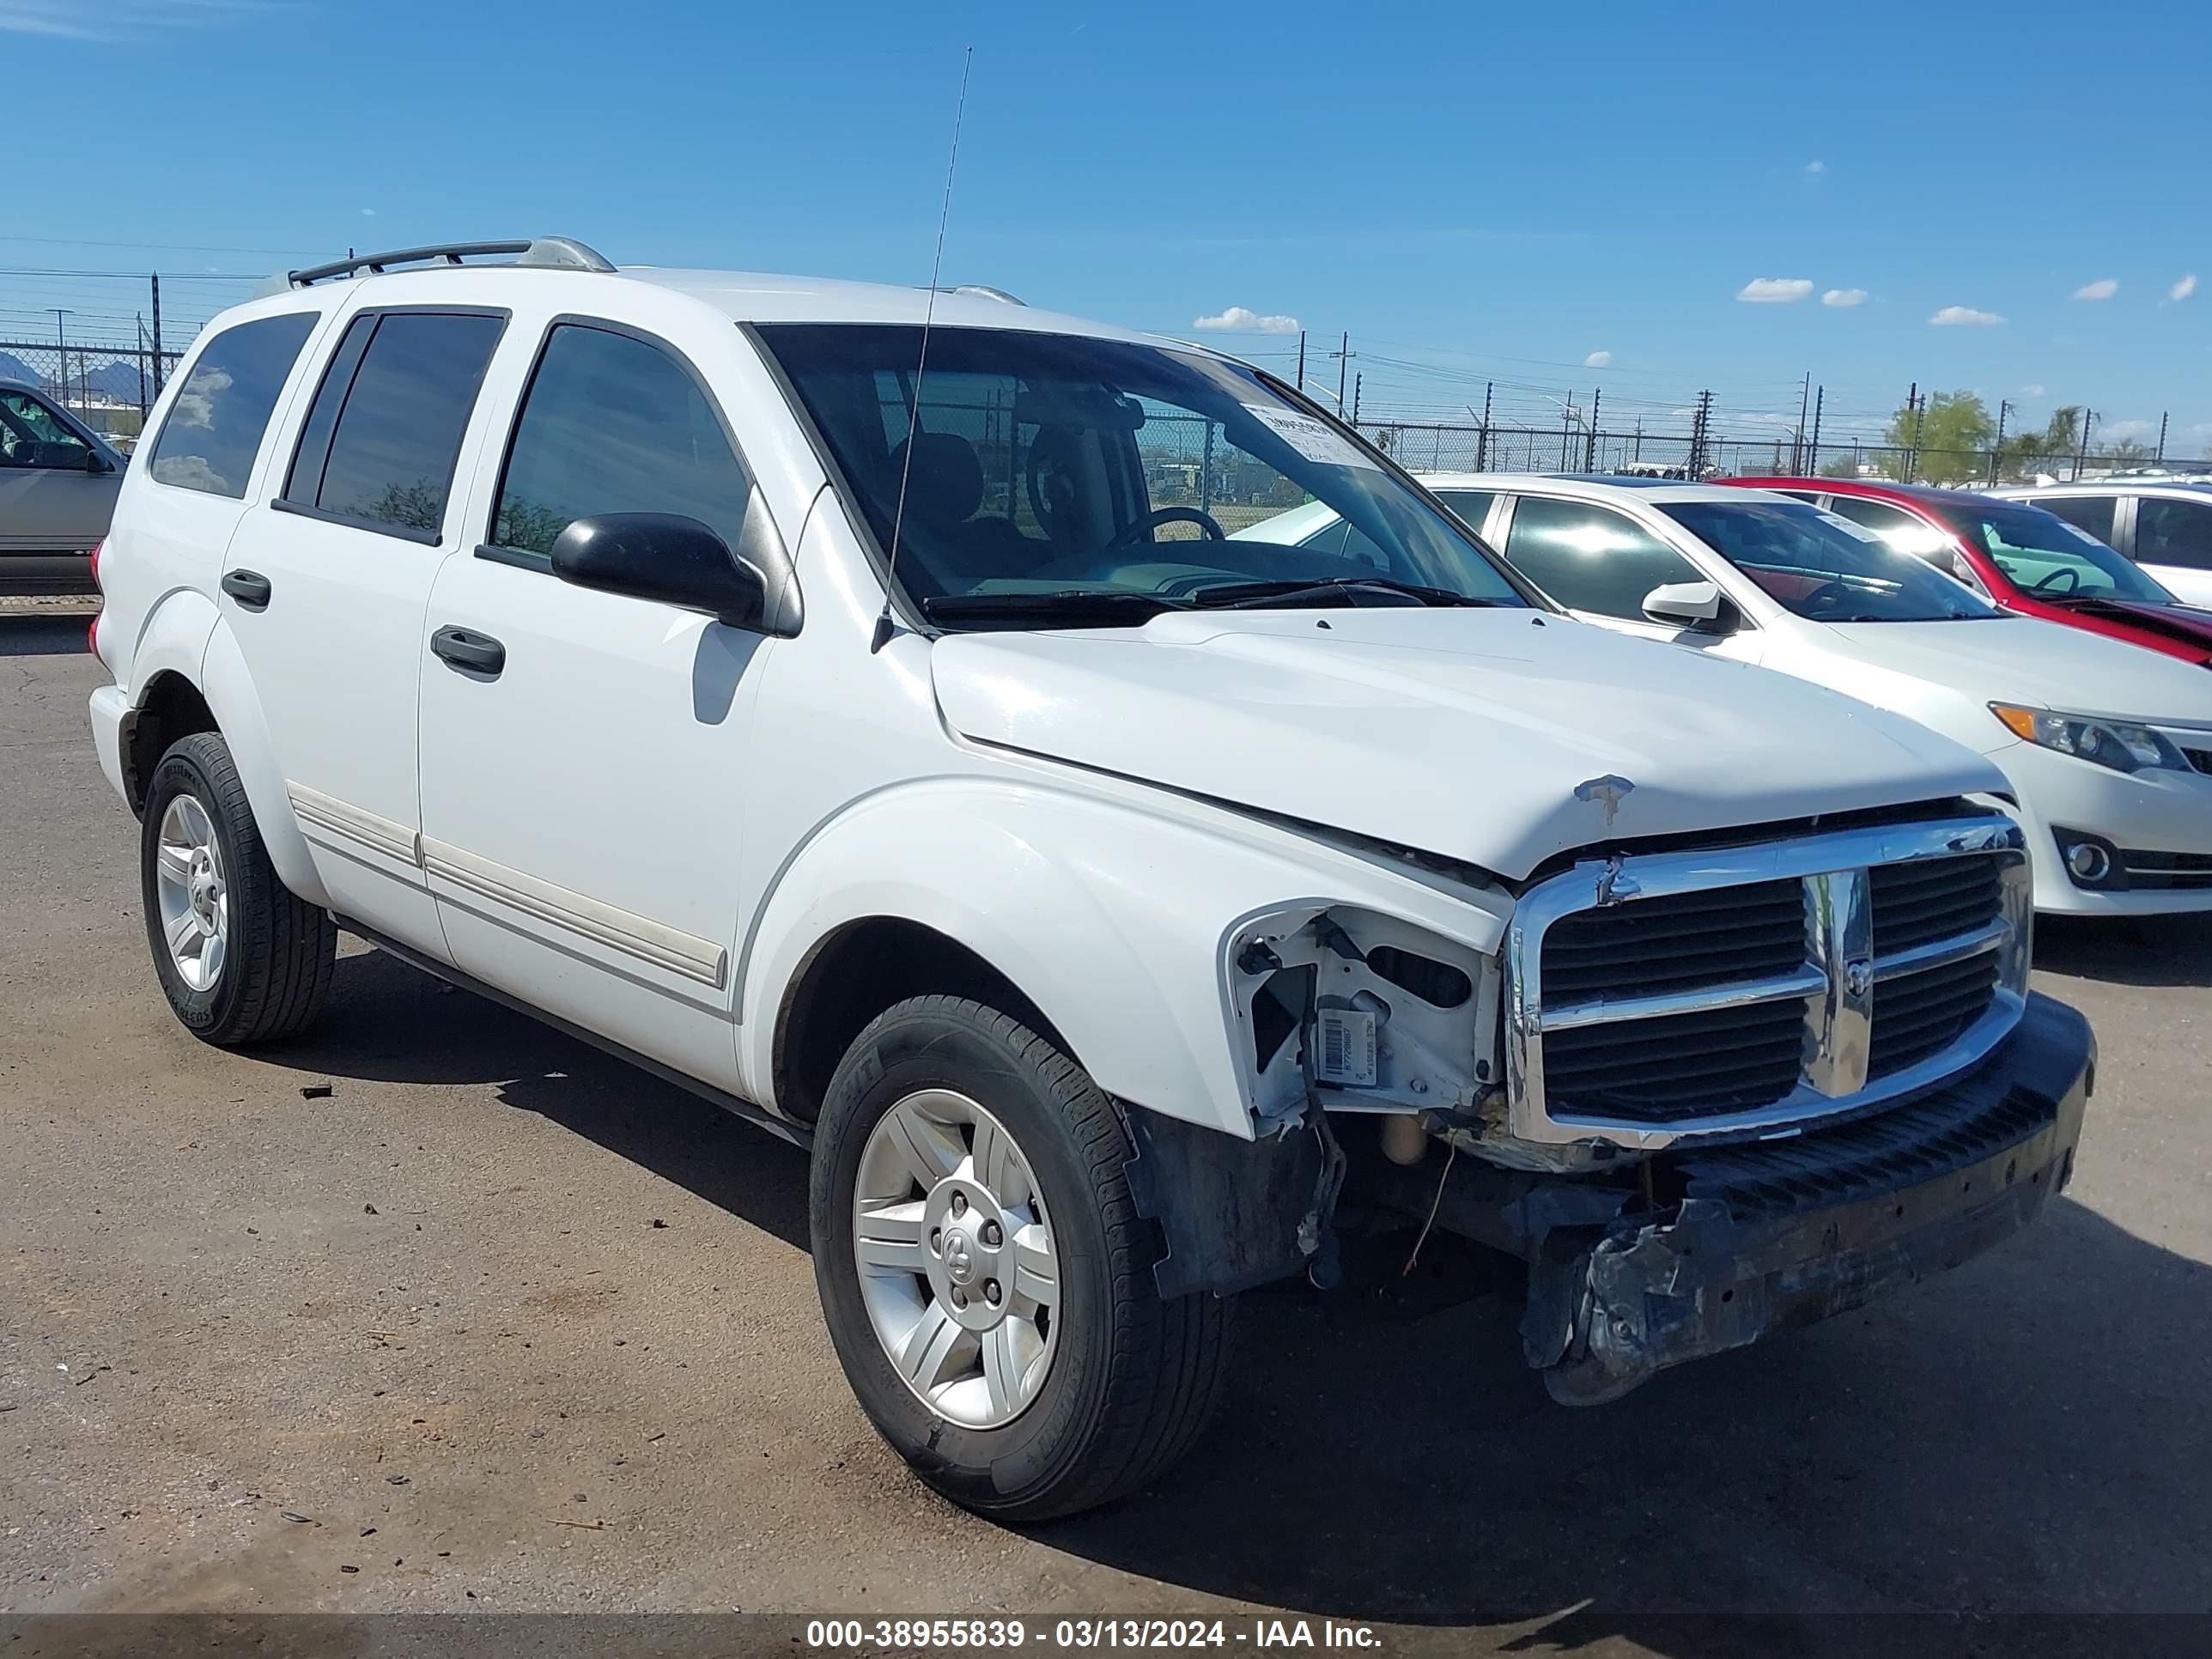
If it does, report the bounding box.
[1723,477,2212,665]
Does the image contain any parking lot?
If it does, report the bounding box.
[4,606,2209,1644]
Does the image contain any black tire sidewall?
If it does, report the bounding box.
[140,738,248,1037]
[811,1002,1125,1514]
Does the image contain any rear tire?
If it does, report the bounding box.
[141,732,335,1047]
[811,994,1233,1522]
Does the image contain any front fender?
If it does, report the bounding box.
[736,777,1508,1139]
[198,618,331,909]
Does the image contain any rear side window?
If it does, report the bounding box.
[283,311,506,541]
[147,312,318,498]
[2136,496,2212,571]
[489,323,752,556]
[1433,489,1497,534]
[2041,494,2115,543]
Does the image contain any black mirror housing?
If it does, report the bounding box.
[548,513,768,629]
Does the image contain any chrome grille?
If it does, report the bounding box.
[1506,814,2032,1148]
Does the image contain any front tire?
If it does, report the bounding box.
[811,995,1232,1522]
[140,732,335,1047]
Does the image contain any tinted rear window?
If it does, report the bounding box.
[285,311,505,538]
[148,313,319,498]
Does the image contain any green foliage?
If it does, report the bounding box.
[1887,390,1996,483]
[1819,453,1863,478]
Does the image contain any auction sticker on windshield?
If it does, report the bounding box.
[1242,404,1380,471]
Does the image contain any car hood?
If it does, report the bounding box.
[929,609,2007,882]
[1819,616,2212,725]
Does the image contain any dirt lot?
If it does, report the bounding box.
[4,609,2210,1649]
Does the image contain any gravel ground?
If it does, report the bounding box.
[3,611,2209,1650]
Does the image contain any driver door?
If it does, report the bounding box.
[0,387,120,562]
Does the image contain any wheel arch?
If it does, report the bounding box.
[191,619,331,909]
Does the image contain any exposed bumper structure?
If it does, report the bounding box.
[1525,992,2093,1404]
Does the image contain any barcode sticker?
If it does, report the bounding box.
[1315,1007,1377,1086]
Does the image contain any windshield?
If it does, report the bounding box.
[1930,501,2176,605]
[756,324,1529,624]
[1662,500,2003,623]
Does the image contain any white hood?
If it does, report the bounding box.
[1820,616,2212,732]
[931,610,2008,881]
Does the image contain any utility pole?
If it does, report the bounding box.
[150,274,164,394]
[1475,382,1493,471]
[1633,416,1644,461]
[1795,370,1811,472]
[1559,394,1574,470]
[1689,389,1713,477]
[1808,386,1824,475]
[1901,382,1919,480]
[1333,331,1352,416]
[51,309,72,416]
[1586,387,1601,471]
[2158,410,2169,463]
[1294,329,1305,392]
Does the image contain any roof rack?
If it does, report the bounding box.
[283,236,617,290]
[937,284,1025,306]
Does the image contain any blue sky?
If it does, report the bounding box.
[4,0,2208,450]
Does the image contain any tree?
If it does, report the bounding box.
[1887,389,1996,483]
[1820,453,1863,478]
[1996,404,2083,479]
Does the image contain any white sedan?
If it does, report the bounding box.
[1242,473,2212,915]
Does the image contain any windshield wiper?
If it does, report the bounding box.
[1188,576,1503,610]
[920,590,1190,628]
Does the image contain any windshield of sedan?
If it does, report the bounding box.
[756,324,1530,624]
[1661,500,2003,623]
[1930,501,2175,605]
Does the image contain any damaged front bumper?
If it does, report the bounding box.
[1518,992,2094,1404]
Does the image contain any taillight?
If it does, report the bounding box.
[88,541,105,658]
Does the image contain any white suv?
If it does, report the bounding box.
[88,238,2094,1518]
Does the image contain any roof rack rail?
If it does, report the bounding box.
[283,236,617,289]
[939,284,1025,306]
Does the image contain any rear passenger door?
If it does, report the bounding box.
[219,305,507,958]
[415,315,792,1091]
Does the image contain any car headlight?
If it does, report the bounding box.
[1990,702,2185,773]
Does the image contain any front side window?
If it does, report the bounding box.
[1824,495,1949,556]
[1501,496,1702,619]
[756,324,1528,625]
[2039,494,2115,543]
[0,390,89,468]
[491,324,752,556]
[148,311,318,497]
[1932,501,2172,603]
[2135,497,2212,572]
[1662,500,2002,623]
[284,311,505,538]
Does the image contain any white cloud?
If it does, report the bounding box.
[1821,288,1868,307]
[2019,384,2045,398]
[2072,278,2118,301]
[1583,350,1612,368]
[1930,305,2004,326]
[1803,160,1826,174]
[2172,273,2198,302]
[1192,306,1299,334]
[1738,276,1814,303]
[359,208,377,218]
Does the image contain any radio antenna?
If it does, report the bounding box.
[872,45,974,654]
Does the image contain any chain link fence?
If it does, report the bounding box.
[0,341,182,447]
[1356,418,2202,489]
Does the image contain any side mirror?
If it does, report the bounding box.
[1641,580,1735,633]
[85,447,113,475]
[549,512,768,629]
